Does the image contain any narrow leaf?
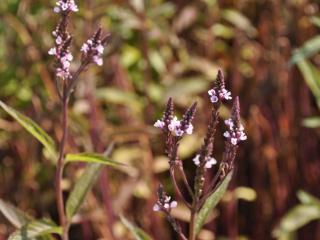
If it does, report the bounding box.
[8,220,61,240]
[222,9,257,37]
[120,215,153,240]
[0,101,57,160]
[290,35,320,64]
[272,204,320,237]
[0,199,32,228]
[302,117,320,128]
[297,190,320,206]
[296,59,320,109]
[66,163,102,219]
[65,153,124,167]
[195,171,233,234]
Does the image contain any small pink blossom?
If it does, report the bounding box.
[193,154,217,168]
[154,120,165,129]
[224,118,247,145]
[153,195,177,212]
[54,0,78,13]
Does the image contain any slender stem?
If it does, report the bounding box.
[178,165,194,199]
[170,167,191,209]
[66,62,88,97]
[189,203,197,240]
[55,82,69,240]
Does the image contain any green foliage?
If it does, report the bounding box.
[273,191,320,238]
[195,171,233,234]
[221,9,257,37]
[66,163,102,220]
[0,100,57,160]
[290,36,320,65]
[296,60,320,109]
[8,220,61,240]
[65,153,123,167]
[0,199,32,228]
[302,117,320,128]
[120,215,153,240]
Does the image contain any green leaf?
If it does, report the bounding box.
[302,117,320,128]
[65,153,124,167]
[297,190,320,206]
[296,60,320,109]
[0,199,31,228]
[8,220,61,240]
[95,87,143,115]
[120,215,153,240]
[0,101,57,160]
[272,204,320,237]
[66,163,102,220]
[195,171,233,234]
[311,17,320,28]
[290,35,320,64]
[222,9,257,37]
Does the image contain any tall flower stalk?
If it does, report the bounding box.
[48,1,110,239]
[153,70,246,240]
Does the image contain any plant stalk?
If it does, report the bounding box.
[189,204,197,240]
[55,82,69,240]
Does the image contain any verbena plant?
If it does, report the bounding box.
[0,1,246,239]
[0,1,122,239]
[152,70,246,240]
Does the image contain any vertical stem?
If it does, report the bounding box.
[55,82,69,240]
[189,204,197,240]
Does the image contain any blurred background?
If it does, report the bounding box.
[0,0,320,239]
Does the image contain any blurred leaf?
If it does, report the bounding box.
[296,60,320,108]
[121,45,142,68]
[272,204,320,237]
[8,220,61,240]
[66,163,102,220]
[120,215,153,240]
[130,0,144,13]
[211,23,235,39]
[0,101,57,160]
[147,3,175,19]
[195,171,233,234]
[95,87,143,115]
[187,57,219,78]
[302,117,320,128]
[311,17,320,28]
[201,0,217,7]
[290,36,320,64]
[222,9,257,37]
[178,134,202,159]
[149,50,166,74]
[65,153,124,167]
[165,78,210,104]
[0,199,31,228]
[234,186,257,202]
[173,6,198,33]
[297,190,320,206]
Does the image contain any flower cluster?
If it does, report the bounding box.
[223,119,247,145]
[223,97,247,145]
[48,37,73,80]
[81,29,109,66]
[154,102,196,138]
[154,116,193,136]
[208,70,232,103]
[192,154,217,169]
[153,186,177,212]
[54,0,78,13]
[208,88,232,103]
